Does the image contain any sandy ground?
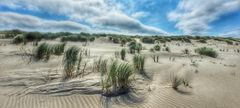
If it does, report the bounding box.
[0,38,240,108]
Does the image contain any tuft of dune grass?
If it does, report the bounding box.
[33,42,52,61]
[63,46,79,79]
[133,54,145,74]
[102,60,134,95]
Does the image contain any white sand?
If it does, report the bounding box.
[0,38,240,108]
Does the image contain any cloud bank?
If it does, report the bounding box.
[220,28,240,37]
[168,0,240,35]
[0,0,167,35]
[0,12,89,32]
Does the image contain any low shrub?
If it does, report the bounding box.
[120,38,127,46]
[224,39,233,45]
[61,35,88,42]
[112,37,120,43]
[195,47,218,58]
[89,37,95,42]
[141,37,155,44]
[128,41,142,54]
[24,32,42,42]
[13,34,25,44]
[197,39,207,43]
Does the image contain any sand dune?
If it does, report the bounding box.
[0,38,240,108]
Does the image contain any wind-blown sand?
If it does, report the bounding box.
[0,38,240,108]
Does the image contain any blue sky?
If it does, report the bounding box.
[0,0,239,37]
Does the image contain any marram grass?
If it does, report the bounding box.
[103,60,134,95]
[133,54,145,73]
[120,48,126,60]
[170,72,192,90]
[33,42,52,61]
[33,42,66,61]
[63,46,79,79]
[51,43,66,55]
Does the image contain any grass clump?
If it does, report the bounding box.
[76,48,90,77]
[31,42,66,62]
[113,37,120,43]
[133,54,145,73]
[120,48,126,60]
[165,46,170,52]
[150,48,155,52]
[93,57,108,74]
[51,43,66,55]
[63,46,79,79]
[154,44,161,51]
[171,74,183,90]
[170,72,192,90]
[102,60,134,95]
[12,34,25,44]
[128,41,137,53]
[195,47,218,58]
[182,48,191,55]
[120,38,127,46]
[33,43,52,61]
[128,41,142,54]
[114,51,120,59]
[136,43,142,53]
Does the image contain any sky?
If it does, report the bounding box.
[0,0,240,37]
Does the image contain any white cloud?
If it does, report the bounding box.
[0,0,167,35]
[131,11,148,19]
[168,0,240,34]
[89,12,167,35]
[220,28,240,37]
[0,12,89,32]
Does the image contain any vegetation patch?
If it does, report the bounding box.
[51,43,66,55]
[63,46,79,79]
[102,60,134,95]
[154,44,161,51]
[33,43,52,61]
[12,34,25,44]
[195,47,218,58]
[133,54,145,73]
[170,72,192,90]
[128,41,142,54]
[120,48,126,60]
[182,48,191,55]
[141,37,155,44]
